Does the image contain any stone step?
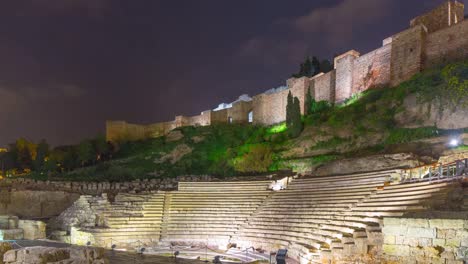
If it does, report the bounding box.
[239,225,351,240]
[292,170,396,183]
[360,192,443,202]
[244,218,371,230]
[234,234,324,250]
[351,205,426,211]
[288,178,388,189]
[283,183,384,192]
[375,182,452,193]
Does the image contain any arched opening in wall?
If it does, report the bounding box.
[228,116,233,124]
[248,111,253,123]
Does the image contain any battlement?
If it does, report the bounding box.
[107,1,468,142]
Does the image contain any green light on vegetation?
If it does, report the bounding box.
[267,123,287,134]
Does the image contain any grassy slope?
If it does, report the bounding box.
[31,62,468,182]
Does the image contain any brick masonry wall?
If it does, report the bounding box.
[252,89,288,125]
[382,217,468,264]
[390,25,426,86]
[312,71,336,102]
[425,19,468,68]
[352,44,392,94]
[211,108,228,124]
[335,51,359,103]
[227,101,252,124]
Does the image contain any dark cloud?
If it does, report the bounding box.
[292,0,394,44]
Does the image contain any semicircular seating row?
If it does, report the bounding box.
[77,170,458,263]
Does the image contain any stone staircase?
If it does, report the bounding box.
[79,192,165,247]
[68,172,463,263]
[159,180,273,247]
[230,170,459,264]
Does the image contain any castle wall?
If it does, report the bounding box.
[311,71,336,102]
[107,1,467,142]
[334,50,360,103]
[252,89,288,125]
[410,0,464,33]
[188,110,211,126]
[227,101,252,124]
[211,109,228,124]
[390,25,426,86]
[352,43,392,94]
[424,19,468,67]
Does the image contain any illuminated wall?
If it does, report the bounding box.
[106,1,467,142]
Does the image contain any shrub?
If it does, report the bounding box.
[232,144,273,173]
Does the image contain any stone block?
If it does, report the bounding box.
[18,220,46,240]
[383,244,410,256]
[0,229,23,240]
[441,250,455,260]
[461,237,468,247]
[383,218,402,226]
[437,228,456,239]
[446,261,464,264]
[384,235,396,245]
[429,219,465,229]
[446,238,461,247]
[433,238,446,247]
[3,250,16,262]
[417,238,433,247]
[382,226,407,236]
[402,218,429,228]
[407,227,436,238]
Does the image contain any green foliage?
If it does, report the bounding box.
[310,99,331,114]
[292,56,332,78]
[33,140,49,171]
[266,123,287,134]
[232,144,273,173]
[385,127,440,145]
[313,137,345,149]
[286,94,303,138]
[77,140,94,166]
[414,61,468,110]
[304,88,313,115]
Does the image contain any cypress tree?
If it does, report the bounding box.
[286,91,293,128]
[305,88,313,115]
[286,95,303,138]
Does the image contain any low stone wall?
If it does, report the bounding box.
[18,220,46,240]
[382,215,468,263]
[0,190,80,218]
[3,246,108,264]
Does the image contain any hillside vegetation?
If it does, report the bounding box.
[24,61,468,181]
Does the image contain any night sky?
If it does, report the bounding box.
[0,0,466,147]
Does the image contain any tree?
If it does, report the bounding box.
[292,56,333,78]
[286,93,303,138]
[311,56,321,75]
[92,135,110,161]
[305,88,313,115]
[33,139,49,171]
[77,140,94,166]
[320,59,333,73]
[286,91,293,129]
[290,97,303,138]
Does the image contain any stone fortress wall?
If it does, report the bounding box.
[106,1,468,143]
